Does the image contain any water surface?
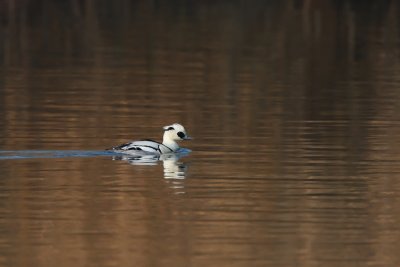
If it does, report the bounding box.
[1,1,400,267]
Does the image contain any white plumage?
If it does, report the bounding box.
[110,123,192,155]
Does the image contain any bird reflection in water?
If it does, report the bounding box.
[112,152,189,193]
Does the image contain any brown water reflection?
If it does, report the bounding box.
[1,1,400,267]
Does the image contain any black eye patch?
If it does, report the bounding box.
[166,127,174,131]
[177,131,185,139]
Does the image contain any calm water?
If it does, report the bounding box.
[1,1,400,266]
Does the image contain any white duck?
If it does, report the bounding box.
[110,123,192,155]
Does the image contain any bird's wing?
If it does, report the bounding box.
[112,140,162,154]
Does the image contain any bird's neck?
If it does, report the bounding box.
[162,137,179,151]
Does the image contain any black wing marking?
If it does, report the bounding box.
[111,140,164,154]
[109,140,174,154]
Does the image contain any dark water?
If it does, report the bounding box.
[1,1,400,266]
